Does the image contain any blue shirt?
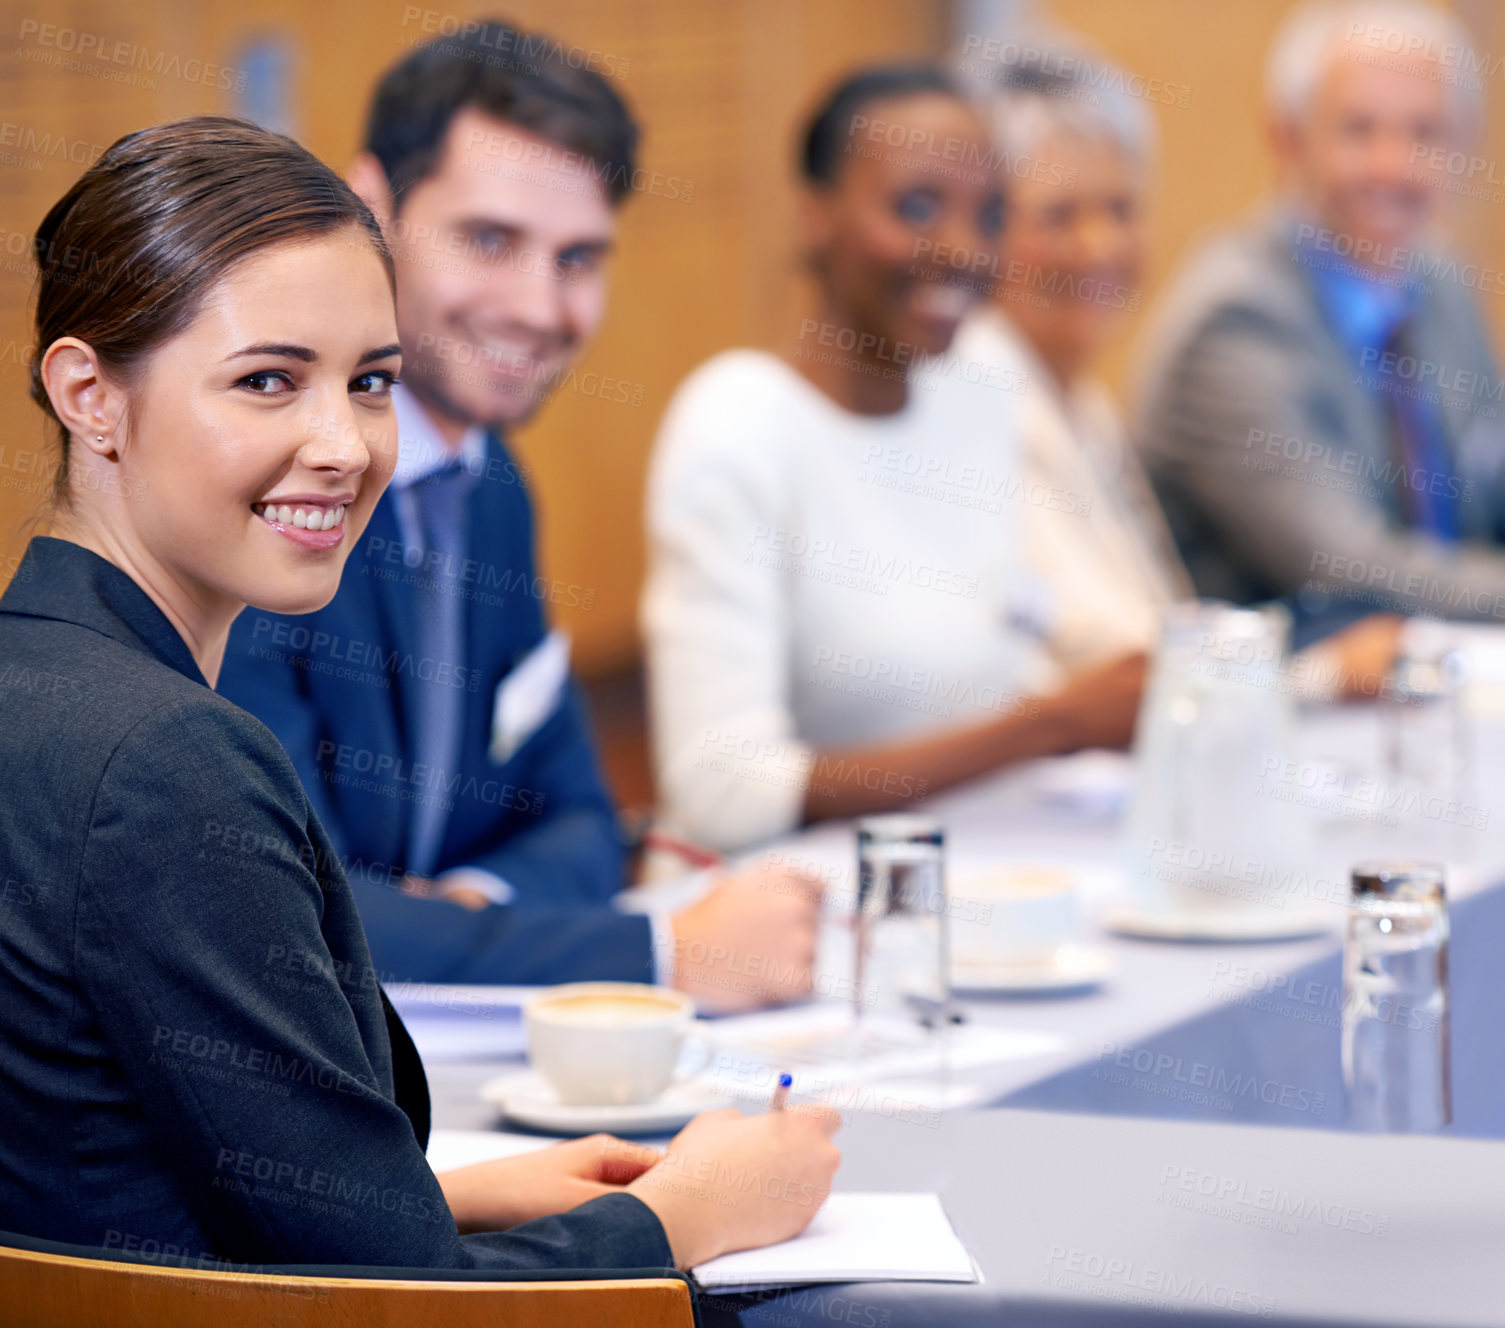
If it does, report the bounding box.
[1295,222,1461,541]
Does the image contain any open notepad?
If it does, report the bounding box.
[426,1137,978,1292]
[693,1192,979,1292]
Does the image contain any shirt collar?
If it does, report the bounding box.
[390,383,488,488]
[0,537,209,687]
[1289,211,1424,361]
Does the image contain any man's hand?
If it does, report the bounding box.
[1041,651,1148,752]
[669,860,823,1012]
[436,1134,662,1234]
[627,1105,842,1269]
[1320,613,1405,700]
[401,874,490,911]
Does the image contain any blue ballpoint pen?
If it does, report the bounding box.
[768,1072,792,1112]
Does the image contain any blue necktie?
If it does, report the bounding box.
[1380,323,1461,544]
[406,460,474,878]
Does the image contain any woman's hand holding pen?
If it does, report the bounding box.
[627,1102,842,1270]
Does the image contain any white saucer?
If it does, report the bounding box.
[1102,903,1337,942]
[479,1069,735,1135]
[950,944,1114,994]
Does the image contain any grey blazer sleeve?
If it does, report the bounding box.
[74,695,671,1272]
[1145,312,1505,617]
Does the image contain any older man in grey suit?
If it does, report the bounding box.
[1135,0,1505,639]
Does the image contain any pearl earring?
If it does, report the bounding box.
[95,435,104,442]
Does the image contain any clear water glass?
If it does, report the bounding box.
[1342,861,1451,1132]
[1381,636,1471,862]
[854,815,948,1031]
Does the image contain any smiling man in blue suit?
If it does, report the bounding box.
[217,19,818,1006]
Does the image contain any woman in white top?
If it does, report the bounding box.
[642,63,1146,853]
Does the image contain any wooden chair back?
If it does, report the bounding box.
[0,1239,696,1327]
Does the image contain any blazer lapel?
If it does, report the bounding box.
[1410,290,1505,539]
[1273,223,1401,516]
[465,435,505,702]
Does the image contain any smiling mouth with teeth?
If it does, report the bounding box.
[251,501,350,533]
[909,279,978,320]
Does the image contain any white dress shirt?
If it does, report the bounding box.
[641,338,1058,852]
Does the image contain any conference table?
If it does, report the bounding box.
[423,703,1505,1325]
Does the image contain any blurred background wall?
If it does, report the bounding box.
[3,0,1504,800]
[0,0,952,662]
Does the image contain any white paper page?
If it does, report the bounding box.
[704,1006,1063,1112]
[693,1192,977,1290]
[425,1128,554,1173]
[385,982,540,1012]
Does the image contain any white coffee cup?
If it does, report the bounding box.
[526,982,699,1106]
[949,866,1079,963]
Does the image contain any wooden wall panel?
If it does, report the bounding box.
[0,1,174,573]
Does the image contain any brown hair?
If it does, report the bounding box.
[30,115,393,505]
[364,18,638,208]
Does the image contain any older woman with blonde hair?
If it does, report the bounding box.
[961,30,1401,694]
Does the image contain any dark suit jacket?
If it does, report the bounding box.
[216,433,654,985]
[0,536,670,1270]
[1135,204,1505,621]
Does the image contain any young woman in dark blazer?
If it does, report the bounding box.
[0,115,837,1274]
